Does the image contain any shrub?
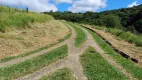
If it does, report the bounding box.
[103,15,122,29]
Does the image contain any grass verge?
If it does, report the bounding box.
[80,46,128,80]
[95,26,142,46]
[67,22,86,47]
[0,30,71,63]
[88,29,142,80]
[40,68,75,80]
[0,45,68,80]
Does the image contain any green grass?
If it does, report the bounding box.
[0,6,15,13]
[88,29,142,80]
[95,26,142,46]
[0,30,71,63]
[40,68,75,80]
[80,46,128,80]
[0,45,68,80]
[67,22,86,47]
[0,12,53,32]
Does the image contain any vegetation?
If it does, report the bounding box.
[0,13,53,32]
[134,19,142,32]
[88,29,142,80]
[95,26,142,46]
[67,22,86,47]
[0,5,16,13]
[0,45,68,80]
[44,4,142,33]
[0,31,71,63]
[40,68,75,80]
[80,46,127,80]
[0,5,53,32]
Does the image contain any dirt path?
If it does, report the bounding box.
[0,24,136,80]
[16,25,87,80]
[82,26,136,80]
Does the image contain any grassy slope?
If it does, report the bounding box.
[88,29,142,80]
[0,6,53,32]
[40,68,75,80]
[0,6,71,63]
[0,6,15,13]
[95,26,142,46]
[67,22,86,47]
[0,28,71,63]
[0,45,68,80]
[0,13,53,32]
[80,46,127,80]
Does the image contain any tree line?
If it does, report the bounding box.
[43,4,142,33]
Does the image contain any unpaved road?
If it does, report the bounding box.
[0,24,136,80]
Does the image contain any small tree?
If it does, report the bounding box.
[103,15,122,29]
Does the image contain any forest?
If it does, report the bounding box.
[43,4,142,33]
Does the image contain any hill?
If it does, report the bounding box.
[44,4,142,33]
[0,5,53,32]
[0,5,71,59]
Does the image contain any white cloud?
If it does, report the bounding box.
[68,0,107,13]
[128,1,139,7]
[0,0,58,12]
[54,0,72,4]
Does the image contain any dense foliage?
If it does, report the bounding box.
[44,4,142,33]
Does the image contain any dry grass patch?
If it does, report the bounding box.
[0,20,70,59]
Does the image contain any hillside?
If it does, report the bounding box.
[44,4,142,33]
[0,5,71,59]
[0,6,54,32]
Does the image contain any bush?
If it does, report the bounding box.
[103,15,122,29]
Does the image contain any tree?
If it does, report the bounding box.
[103,15,122,28]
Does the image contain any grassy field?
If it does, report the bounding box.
[80,46,128,80]
[67,22,86,47]
[95,26,142,46]
[88,29,142,80]
[0,28,71,63]
[40,68,75,80]
[0,45,68,80]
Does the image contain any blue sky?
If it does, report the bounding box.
[56,0,142,12]
[0,0,142,12]
[98,0,142,12]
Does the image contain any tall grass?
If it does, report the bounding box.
[95,26,142,46]
[0,6,15,13]
[0,12,53,32]
[80,46,128,80]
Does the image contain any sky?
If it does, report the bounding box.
[0,0,142,13]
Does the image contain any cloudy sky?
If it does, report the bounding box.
[0,0,142,12]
